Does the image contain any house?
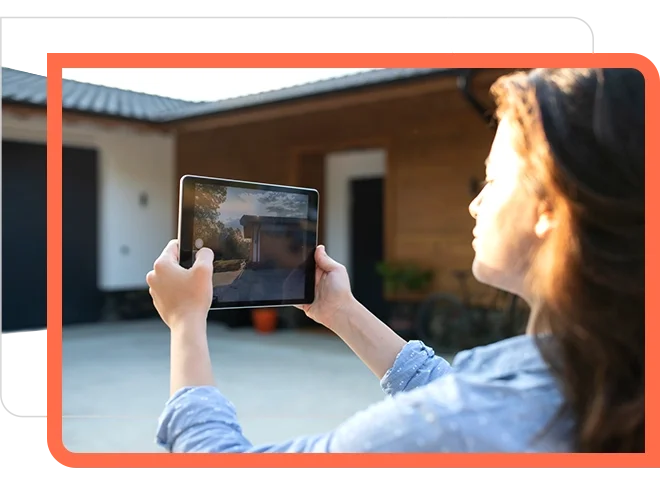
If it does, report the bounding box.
[2,66,518,332]
[239,215,311,267]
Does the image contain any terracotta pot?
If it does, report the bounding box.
[252,308,278,333]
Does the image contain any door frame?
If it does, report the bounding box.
[323,149,386,280]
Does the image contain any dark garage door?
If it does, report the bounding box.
[2,140,103,332]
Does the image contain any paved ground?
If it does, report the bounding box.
[212,268,243,287]
[213,267,305,303]
[62,318,409,453]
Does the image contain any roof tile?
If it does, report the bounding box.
[2,66,452,123]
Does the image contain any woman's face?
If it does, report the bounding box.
[469,117,544,299]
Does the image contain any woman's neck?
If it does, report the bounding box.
[525,300,552,335]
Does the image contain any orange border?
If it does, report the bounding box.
[47,53,658,467]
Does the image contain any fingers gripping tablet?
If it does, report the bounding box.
[177,175,319,310]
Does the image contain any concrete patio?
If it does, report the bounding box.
[62,318,422,453]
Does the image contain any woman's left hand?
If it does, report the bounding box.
[146,239,214,329]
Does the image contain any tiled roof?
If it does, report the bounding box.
[2,67,198,121]
[2,67,454,123]
[157,68,454,122]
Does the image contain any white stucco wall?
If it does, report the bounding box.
[324,149,386,280]
[2,111,176,291]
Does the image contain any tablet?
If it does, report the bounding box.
[177,175,319,310]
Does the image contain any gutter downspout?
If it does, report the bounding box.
[457,69,498,196]
[456,69,494,126]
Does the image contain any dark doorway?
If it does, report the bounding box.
[2,140,102,332]
[350,177,387,323]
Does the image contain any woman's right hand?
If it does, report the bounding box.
[297,245,356,329]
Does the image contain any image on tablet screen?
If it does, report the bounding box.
[192,182,314,305]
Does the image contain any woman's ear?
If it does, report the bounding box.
[535,203,556,239]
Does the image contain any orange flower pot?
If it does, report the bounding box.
[252,308,278,334]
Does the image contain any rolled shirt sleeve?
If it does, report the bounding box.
[380,340,453,395]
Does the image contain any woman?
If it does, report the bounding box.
[147,67,644,453]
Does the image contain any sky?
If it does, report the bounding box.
[218,187,309,229]
[7,65,374,102]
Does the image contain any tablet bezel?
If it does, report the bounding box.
[177,174,319,310]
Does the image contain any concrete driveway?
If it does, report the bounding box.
[213,267,304,303]
[62,318,395,453]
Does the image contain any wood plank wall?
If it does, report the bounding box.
[175,71,514,303]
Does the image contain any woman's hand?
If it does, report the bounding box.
[297,245,356,330]
[146,239,214,330]
[147,240,216,395]
[299,245,408,379]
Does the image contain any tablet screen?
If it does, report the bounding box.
[179,175,318,309]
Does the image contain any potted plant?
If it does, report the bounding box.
[400,264,435,294]
[376,261,434,338]
[251,308,278,334]
[376,261,406,296]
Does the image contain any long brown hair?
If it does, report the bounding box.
[490,68,645,453]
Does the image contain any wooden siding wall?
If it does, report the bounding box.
[176,78,503,302]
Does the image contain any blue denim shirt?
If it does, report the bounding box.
[155,334,574,452]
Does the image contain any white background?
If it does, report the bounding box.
[0,0,660,484]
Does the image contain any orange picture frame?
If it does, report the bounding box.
[46,52,659,467]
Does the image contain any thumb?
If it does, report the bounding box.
[315,245,343,272]
[159,239,180,263]
[192,247,214,273]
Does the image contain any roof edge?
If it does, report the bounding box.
[3,67,464,124]
[159,68,462,124]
